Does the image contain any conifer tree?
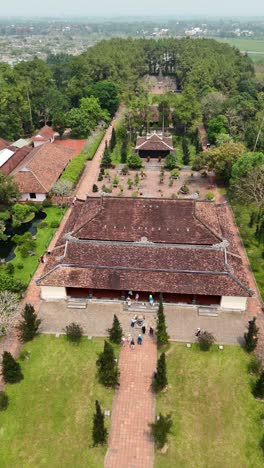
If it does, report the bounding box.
[2,351,23,384]
[101,141,112,168]
[182,137,190,165]
[152,352,168,393]
[92,400,108,446]
[244,317,259,352]
[156,300,169,348]
[109,128,116,151]
[253,371,264,399]
[150,413,173,449]
[17,303,42,342]
[96,341,119,388]
[108,314,123,344]
[0,391,9,411]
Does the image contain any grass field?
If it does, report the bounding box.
[231,203,264,301]
[10,206,66,286]
[216,38,264,54]
[0,336,115,468]
[156,344,264,468]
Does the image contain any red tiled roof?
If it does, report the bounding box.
[0,146,32,175]
[12,142,74,194]
[33,125,57,141]
[136,134,174,151]
[0,137,11,151]
[68,198,221,245]
[38,266,249,297]
[38,198,252,297]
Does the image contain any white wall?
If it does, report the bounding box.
[220,296,247,311]
[20,193,46,202]
[41,286,67,300]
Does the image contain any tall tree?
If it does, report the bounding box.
[92,400,108,446]
[152,352,168,393]
[156,300,169,348]
[0,173,20,205]
[244,317,259,352]
[108,314,123,344]
[96,341,119,388]
[17,303,42,342]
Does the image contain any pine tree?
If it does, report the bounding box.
[101,146,112,168]
[108,314,123,344]
[253,371,264,399]
[17,304,42,342]
[92,400,108,446]
[152,352,168,393]
[109,128,116,151]
[149,413,173,449]
[182,137,190,165]
[156,300,169,348]
[2,351,23,384]
[96,341,119,388]
[244,317,259,352]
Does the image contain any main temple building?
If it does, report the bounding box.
[37,197,252,311]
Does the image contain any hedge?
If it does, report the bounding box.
[61,129,105,186]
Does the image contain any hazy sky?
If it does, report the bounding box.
[1,0,264,17]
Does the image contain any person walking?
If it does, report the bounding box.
[130,338,135,350]
[195,327,201,337]
[149,326,154,337]
[137,334,142,345]
[121,336,126,347]
[142,325,146,335]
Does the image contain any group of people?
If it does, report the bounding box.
[121,334,144,349]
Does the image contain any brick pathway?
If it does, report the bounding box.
[105,335,157,468]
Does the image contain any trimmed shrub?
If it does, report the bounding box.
[205,192,215,201]
[150,413,173,449]
[0,391,9,411]
[244,317,259,352]
[248,356,262,375]
[42,199,52,208]
[2,351,23,384]
[253,371,264,399]
[50,220,60,229]
[127,153,142,169]
[198,331,215,351]
[165,153,177,170]
[65,322,83,343]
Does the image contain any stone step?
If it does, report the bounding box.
[67,304,87,309]
[198,307,219,317]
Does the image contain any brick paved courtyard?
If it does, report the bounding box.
[38,301,246,345]
[105,336,157,468]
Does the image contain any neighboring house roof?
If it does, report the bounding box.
[0,146,32,175]
[32,125,58,142]
[0,148,15,168]
[12,138,31,148]
[37,197,252,298]
[0,137,11,151]
[135,133,174,151]
[12,142,75,194]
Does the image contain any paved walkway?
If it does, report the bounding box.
[39,301,246,345]
[105,335,157,468]
[76,109,123,199]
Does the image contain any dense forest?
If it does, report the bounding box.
[1,37,262,144]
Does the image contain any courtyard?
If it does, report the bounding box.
[39,301,247,345]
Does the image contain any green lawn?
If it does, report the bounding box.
[0,335,115,468]
[231,203,264,301]
[216,38,264,53]
[156,344,264,468]
[10,206,66,285]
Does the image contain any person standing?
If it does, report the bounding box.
[142,325,146,335]
[137,334,142,345]
[130,338,135,350]
[149,326,154,337]
[121,336,126,347]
